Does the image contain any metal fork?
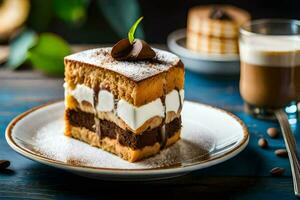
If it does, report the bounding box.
[275,109,300,197]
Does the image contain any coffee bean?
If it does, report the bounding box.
[258,138,268,148]
[275,149,288,158]
[0,160,10,170]
[270,167,285,176]
[267,127,279,138]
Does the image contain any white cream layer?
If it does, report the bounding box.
[65,84,184,130]
[117,98,165,130]
[69,84,94,107]
[97,90,114,112]
[165,90,180,113]
[179,90,184,106]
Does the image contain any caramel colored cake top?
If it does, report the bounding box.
[65,48,181,82]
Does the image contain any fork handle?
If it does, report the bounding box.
[275,109,300,197]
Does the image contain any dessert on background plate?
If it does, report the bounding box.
[63,17,184,162]
[168,5,250,75]
[187,5,250,55]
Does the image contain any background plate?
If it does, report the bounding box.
[167,29,240,75]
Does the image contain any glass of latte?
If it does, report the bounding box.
[239,19,300,119]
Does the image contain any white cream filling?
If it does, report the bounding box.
[65,83,184,130]
[165,90,180,113]
[117,98,165,130]
[179,89,184,106]
[96,90,114,112]
[63,83,68,106]
[70,84,94,106]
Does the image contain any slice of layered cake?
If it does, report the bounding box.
[64,18,184,162]
[64,48,184,162]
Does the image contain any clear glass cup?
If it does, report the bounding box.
[239,19,300,119]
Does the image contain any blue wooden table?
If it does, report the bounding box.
[0,68,298,199]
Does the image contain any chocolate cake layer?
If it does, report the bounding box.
[66,109,181,149]
[67,109,95,132]
[165,117,181,138]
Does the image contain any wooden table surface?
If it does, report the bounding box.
[0,68,299,200]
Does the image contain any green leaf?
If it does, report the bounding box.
[7,29,38,69]
[53,0,90,24]
[128,16,143,44]
[97,0,144,39]
[27,33,71,76]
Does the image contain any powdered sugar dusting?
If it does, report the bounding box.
[64,48,181,82]
[33,119,215,169]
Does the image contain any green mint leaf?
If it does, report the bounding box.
[128,16,143,44]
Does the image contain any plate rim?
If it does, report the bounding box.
[5,100,249,175]
[167,29,240,61]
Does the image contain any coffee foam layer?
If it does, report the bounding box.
[239,35,300,67]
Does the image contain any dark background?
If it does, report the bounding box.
[51,0,300,44]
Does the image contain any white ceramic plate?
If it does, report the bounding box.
[6,101,249,181]
[167,29,240,75]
